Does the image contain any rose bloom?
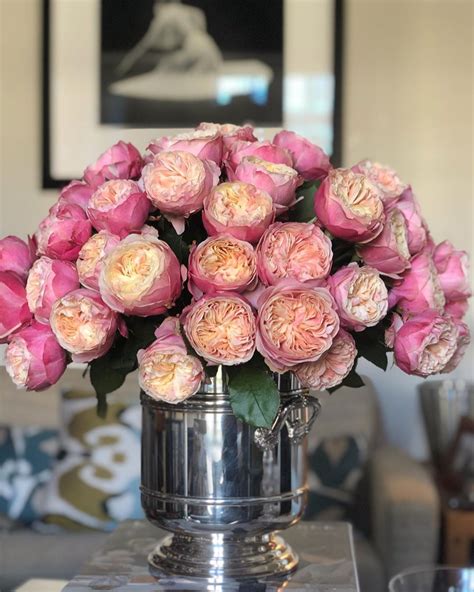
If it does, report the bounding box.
[76,231,120,292]
[224,140,293,177]
[87,179,150,238]
[0,235,36,281]
[202,182,275,244]
[357,208,411,277]
[83,141,143,187]
[295,329,357,390]
[393,310,458,377]
[26,256,79,323]
[183,293,256,365]
[58,180,95,211]
[147,129,223,166]
[442,319,470,373]
[0,271,32,343]
[256,222,333,286]
[433,240,471,302]
[50,288,119,363]
[138,317,204,404]
[196,122,257,151]
[256,280,340,372]
[273,130,331,181]
[233,156,301,209]
[328,263,388,332]
[314,168,385,243]
[395,188,427,255]
[188,234,257,298]
[35,203,92,261]
[99,234,182,316]
[5,321,67,391]
[352,160,407,206]
[444,298,469,320]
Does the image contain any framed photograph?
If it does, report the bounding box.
[43,0,344,187]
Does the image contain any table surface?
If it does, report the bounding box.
[63,520,360,591]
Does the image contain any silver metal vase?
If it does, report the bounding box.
[140,367,320,582]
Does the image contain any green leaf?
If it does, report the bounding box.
[354,324,389,371]
[156,217,190,263]
[327,367,365,394]
[110,317,159,373]
[90,355,127,417]
[288,181,320,222]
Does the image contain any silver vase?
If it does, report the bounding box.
[140,367,320,581]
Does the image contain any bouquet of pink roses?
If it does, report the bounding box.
[0,123,471,427]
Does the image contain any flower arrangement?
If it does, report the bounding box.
[0,124,471,427]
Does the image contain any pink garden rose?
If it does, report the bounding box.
[256,222,333,285]
[147,130,223,166]
[0,236,36,281]
[138,317,204,403]
[76,231,120,292]
[83,141,143,187]
[395,188,427,255]
[0,272,32,342]
[273,130,331,181]
[433,240,471,302]
[328,263,388,332]
[26,256,79,323]
[444,298,469,320]
[196,122,257,151]
[352,160,407,206]
[87,179,150,238]
[35,203,92,261]
[5,321,66,391]
[224,140,293,177]
[314,168,385,243]
[442,319,471,373]
[58,180,95,211]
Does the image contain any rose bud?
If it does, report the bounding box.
[395,188,427,255]
[141,151,220,234]
[35,203,92,261]
[224,140,293,178]
[351,160,407,206]
[255,280,340,372]
[99,234,182,316]
[314,168,385,243]
[444,298,469,320]
[196,122,257,151]
[393,310,458,377]
[295,329,357,390]
[433,241,471,302]
[256,222,333,285]
[147,129,223,166]
[26,256,79,323]
[138,317,204,404]
[0,272,32,342]
[328,263,388,332]
[188,234,257,298]
[5,321,67,391]
[83,141,143,187]
[76,231,120,292]
[87,179,150,239]
[273,130,331,181]
[50,288,119,363]
[442,319,470,373]
[0,235,36,281]
[357,208,411,277]
[58,180,95,211]
[202,181,275,244]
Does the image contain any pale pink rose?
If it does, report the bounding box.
[187,234,257,298]
[138,317,204,403]
[196,122,257,151]
[147,130,223,166]
[256,222,333,285]
[50,288,119,363]
[255,280,340,372]
[0,272,32,343]
[328,263,388,332]
[58,180,95,211]
[444,298,469,320]
[442,319,470,373]
[294,329,357,390]
[83,141,143,187]
[357,208,411,277]
[99,234,182,316]
[352,160,407,206]
[76,231,120,292]
[393,310,458,377]
[0,236,36,281]
[26,256,79,323]
[273,130,331,181]
[384,312,404,348]
[5,321,67,391]
[87,179,150,238]
[433,240,471,302]
[202,182,275,244]
[314,168,385,243]
[395,188,427,255]
[224,140,293,178]
[35,203,92,261]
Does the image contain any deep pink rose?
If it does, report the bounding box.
[314,168,385,243]
[196,122,257,152]
[433,240,471,302]
[442,319,470,373]
[0,236,36,281]
[5,321,67,391]
[83,141,143,187]
[395,188,427,255]
[444,298,469,320]
[58,180,95,211]
[351,160,407,206]
[0,272,32,342]
[76,231,121,292]
[147,130,223,166]
[273,130,331,181]
[224,140,293,178]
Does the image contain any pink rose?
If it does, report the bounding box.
[83,141,143,187]
[384,312,404,348]
[5,321,66,391]
[0,236,36,281]
[352,160,407,206]
[76,231,120,292]
[256,222,333,285]
[273,130,331,181]
[26,256,79,323]
[35,203,92,261]
[138,317,204,403]
[99,234,182,316]
[444,298,469,320]
[442,319,470,373]
[433,240,471,302]
[147,130,223,166]
[395,188,427,255]
[224,140,293,178]
[183,293,256,365]
[314,168,385,243]
[58,180,95,211]
[255,280,340,372]
[295,329,357,390]
[0,272,32,342]
[203,181,275,244]
[328,263,388,332]
[196,122,257,151]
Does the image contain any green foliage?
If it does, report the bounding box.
[353,323,389,371]
[155,217,190,264]
[288,181,320,222]
[327,365,365,394]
